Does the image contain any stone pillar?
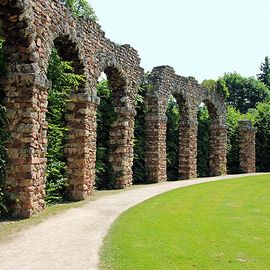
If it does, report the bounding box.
[2,66,50,218]
[65,93,99,200]
[178,121,198,179]
[209,124,227,176]
[145,113,167,183]
[109,108,136,188]
[238,120,256,173]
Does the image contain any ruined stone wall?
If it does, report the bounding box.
[0,0,256,219]
[145,66,227,182]
[238,120,256,173]
[0,0,143,217]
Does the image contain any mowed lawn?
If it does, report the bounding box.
[100,174,270,270]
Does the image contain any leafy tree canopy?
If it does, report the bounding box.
[257,56,270,89]
[251,102,270,172]
[201,78,229,100]
[63,0,98,21]
[221,72,270,113]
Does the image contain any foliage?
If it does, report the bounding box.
[63,0,98,21]
[0,35,5,75]
[100,175,270,270]
[95,79,118,189]
[132,81,147,184]
[257,56,270,89]
[216,79,230,100]
[226,106,241,174]
[0,99,8,215]
[0,34,8,215]
[46,49,85,204]
[252,102,270,172]
[197,105,210,177]
[199,78,229,177]
[201,78,229,100]
[166,96,180,179]
[222,72,270,113]
[201,79,216,92]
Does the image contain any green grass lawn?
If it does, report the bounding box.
[100,174,270,270]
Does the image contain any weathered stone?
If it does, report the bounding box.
[0,0,143,218]
[0,0,256,219]
[145,66,228,182]
[239,120,256,173]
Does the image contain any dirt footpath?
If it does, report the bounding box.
[0,174,259,270]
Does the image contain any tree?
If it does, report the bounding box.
[64,0,98,20]
[201,78,229,100]
[252,102,270,172]
[257,56,270,89]
[222,72,270,113]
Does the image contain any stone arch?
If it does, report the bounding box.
[51,35,85,78]
[145,66,227,182]
[95,55,129,102]
[145,66,194,183]
[94,56,136,188]
[196,87,227,177]
[45,34,96,201]
[0,1,52,218]
[0,0,143,218]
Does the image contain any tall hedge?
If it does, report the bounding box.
[252,102,270,172]
[166,96,180,179]
[0,34,8,214]
[132,83,147,184]
[197,106,210,177]
[46,49,85,203]
[95,79,117,189]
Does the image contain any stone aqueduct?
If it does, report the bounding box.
[0,0,256,218]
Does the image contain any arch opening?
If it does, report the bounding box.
[166,95,180,180]
[45,37,85,203]
[95,72,116,189]
[95,65,131,189]
[196,99,226,177]
[0,21,9,214]
[197,102,211,177]
[132,82,147,184]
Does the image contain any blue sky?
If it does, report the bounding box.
[91,0,270,82]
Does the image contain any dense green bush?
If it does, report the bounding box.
[252,102,270,172]
[0,98,8,215]
[95,79,118,189]
[0,34,8,214]
[166,96,180,179]
[46,49,84,203]
[197,106,210,177]
[201,79,229,100]
[0,36,5,75]
[132,83,147,184]
[226,106,241,174]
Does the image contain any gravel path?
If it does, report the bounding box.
[0,173,260,270]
